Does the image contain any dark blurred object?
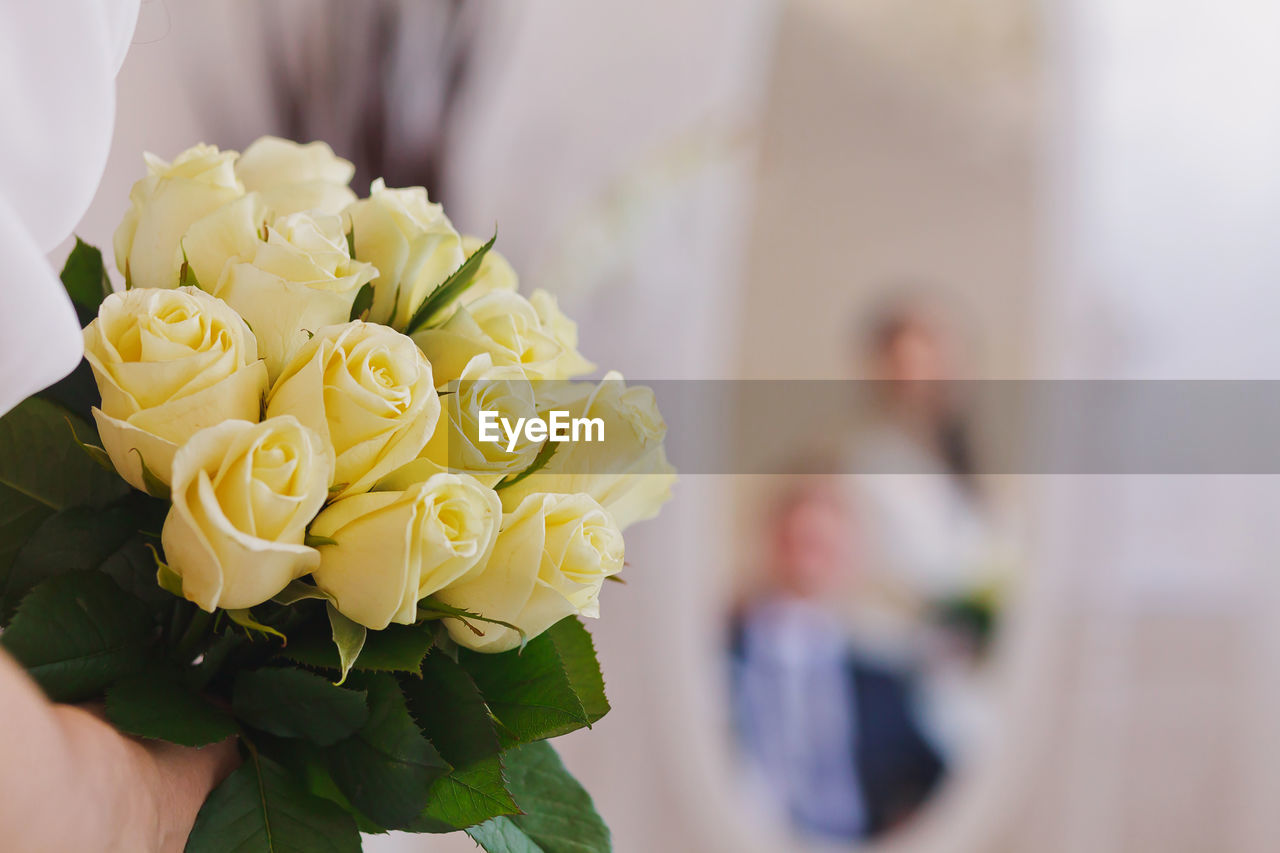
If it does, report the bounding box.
[730,481,943,842]
[253,0,487,198]
[932,589,1000,657]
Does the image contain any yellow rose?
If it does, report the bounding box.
[235,136,357,217]
[345,179,464,330]
[309,473,501,630]
[497,373,676,530]
[413,290,594,385]
[266,321,439,498]
[435,492,624,653]
[183,195,376,378]
[408,354,542,488]
[114,143,244,289]
[161,416,334,612]
[83,287,268,492]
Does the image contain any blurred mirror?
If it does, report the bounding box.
[724,0,1034,845]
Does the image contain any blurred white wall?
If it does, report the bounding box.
[992,2,1280,851]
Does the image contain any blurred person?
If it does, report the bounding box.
[844,297,1003,762]
[730,478,944,843]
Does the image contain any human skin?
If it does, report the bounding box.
[0,650,239,852]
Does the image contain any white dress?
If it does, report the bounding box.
[0,1,138,415]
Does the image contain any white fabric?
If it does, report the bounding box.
[0,0,139,415]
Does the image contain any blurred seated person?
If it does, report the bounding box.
[730,478,944,843]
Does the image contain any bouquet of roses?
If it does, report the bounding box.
[0,138,674,852]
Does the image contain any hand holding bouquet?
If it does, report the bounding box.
[0,138,674,852]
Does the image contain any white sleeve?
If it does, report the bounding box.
[0,0,139,416]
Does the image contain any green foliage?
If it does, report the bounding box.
[233,668,369,746]
[178,251,200,289]
[350,622,434,672]
[271,579,332,606]
[0,572,153,701]
[227,607,287,642]
[1,503,138,619]
[348,282,373,321]
[64,416,114,472]
[98,529,177,610]
[4,234,618,850]
[60,237,112,312]
[467,742,611,853]
[461,617,609,745]
[106,672,238,747]
[0,399,128,590]
[324,673,451,829]
[403,652,518,831]
[328,604,366,684]
[185,749,361,853]
[406,231,496,333]
[282,619,434,679]
[495,440,558,492]
[418,598,528,649]
[133,448,171,499]
[44,241,108,412]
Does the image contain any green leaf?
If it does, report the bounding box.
[348,282,373,321]
[0,572,153,701]
[325,673,450,829]
[39,358,100,426]
[269,739,386,835]
[460,617,609,746]
[188,632,245,693]
[544,616,610,725]
[227,608,287,643]
[410,653,503,765]
[351,622,434,673]
[0,399,129,588]
[271,579,333,606]
[466,742,611,853]
[401,653,517,831]
[304,532,339,548]
[0,492,55,622]
[132,448,171,499]
[280,619,432,678]
[345,228,356,258]
[64,415,114,472]
[106,672,238,746]
[155,555,185,598]
[0,399,125,508]
[328,604,365,685]
[59,237,112,311]
[101,531,180,609]
[406,231,496,333]
[495,440,558,492]
[467,817,543,853]
[179,249,200,289]
[418,598,528,649]
[185,749,361,853]
[1,503,138,619]
[233,668,369,746]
